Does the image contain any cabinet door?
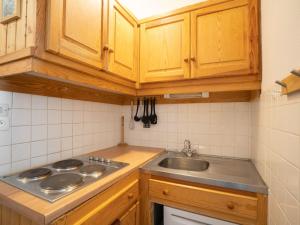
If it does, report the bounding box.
[108,2,138,81]
[191,0,251,78]
[46,0,106,68]
[118,202,139,225]
[140,13,190,83]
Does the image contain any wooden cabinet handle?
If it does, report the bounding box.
[162,189,169,195]
[227,202,235,210]
[103,44,109,51]
[190,57,196,62]
[184,58,189,63]
[109,48,114,53]
[128,193,134,199]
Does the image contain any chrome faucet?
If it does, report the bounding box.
[182,139,195,157]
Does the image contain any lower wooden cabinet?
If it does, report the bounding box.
[112,202,140,225]
[144,176,267,225]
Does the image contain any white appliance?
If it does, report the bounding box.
[164,206,239,225]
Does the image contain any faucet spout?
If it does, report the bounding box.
[182,139,195,157]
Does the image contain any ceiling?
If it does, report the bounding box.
[118,0,207,19]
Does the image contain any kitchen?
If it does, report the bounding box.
[0,0,299,225]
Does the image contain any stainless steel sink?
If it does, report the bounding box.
[158,157,209,172]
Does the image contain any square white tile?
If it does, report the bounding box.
[32,95,47,109]
[0,145,11,165]
[48,97,61,110]
[12,142,30,162]
[47,139,61,154]
[31,140,47,157]
[12,126,31,144]
[12,93,31,109]
[32,125,47,141]
[32,110,47,125]
[12,109,31,126]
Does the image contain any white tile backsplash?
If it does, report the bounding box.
[31,125,47,141]
[12,143,30,162]
[12,93,31,109]
[31,140,47,157]
[12,109,31,126]
[47,124,61,139]
[47,139,61,154]
[123,102,252,158]
[12,126,31,144]
[0,146,11,164]
[31,95,47,109]
[31,110,47,125]
[251,90,300,225]
[0,91,122,175]
[47,97,61,110]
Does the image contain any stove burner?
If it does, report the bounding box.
[18,168,52,183]
[40,173,83,193]
[52,159,83,171]
[80,165,106,178]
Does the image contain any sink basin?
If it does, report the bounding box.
[158,157,209,172]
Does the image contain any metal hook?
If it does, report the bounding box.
[275,80,287,88]
[291,70,300,77]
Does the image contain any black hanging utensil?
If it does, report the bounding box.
[134,99,141,122]
[149,98,154,121]
[151,97,158,124]
[141,98,148,125]
[144,98,151,128]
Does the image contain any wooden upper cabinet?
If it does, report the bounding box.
[46,0,107,68]
[108,2,138,81]
[191,0,252,78]
[140,13,190,83]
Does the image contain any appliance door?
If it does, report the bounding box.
[164,206,239,225]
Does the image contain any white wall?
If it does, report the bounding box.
[124,102,251,159]
[118,0,206,19]
[261,0,300,89]
[251,0,300,224]
[0,91,121,176]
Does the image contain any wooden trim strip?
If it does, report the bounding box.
[137,81,261,96]
[124,91,251,104]
[0,74,127,105]
[0,47,34,65]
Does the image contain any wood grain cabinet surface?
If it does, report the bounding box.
[139,0,259,84]
[112,202,140,225]
[140,13,190,83]
[146,177,267,225]
[46,0,106,69]
[107,1,138,81]
[191,0,252,78]
[0,0,261,99]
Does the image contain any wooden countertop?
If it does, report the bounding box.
[0,145,164,225]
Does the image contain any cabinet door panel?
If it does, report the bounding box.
[140,13,190,83]
[47,0,105,68]
[108,2,138,81]
[119,202,139,225]
[191,0,250,78]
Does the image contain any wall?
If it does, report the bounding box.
[118,0,206,19]
[123,102,251,158]
[0,91,121,176]
[251,0,300,224]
